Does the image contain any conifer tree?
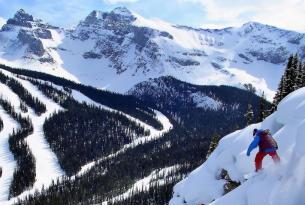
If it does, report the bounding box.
[295,61,303,90]
[244,104,254,125]
[272,54,302,111]
[206,134,220,159]
[272,75,284,112]
[301,62,305,87]
[282,55,297,97]
[258,92,267,122]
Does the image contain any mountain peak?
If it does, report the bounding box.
[239,21,280,33]
[4,8,34,28]
[111,7,133,17]
[13,9,34,22]
[88,10,104,19]
[81,7,135,27]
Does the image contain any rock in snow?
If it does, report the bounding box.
[170,87,305,205]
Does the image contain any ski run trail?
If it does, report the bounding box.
[101,165,181,205]
[0,70,65,205]
[0,70,172,204]
[71,90,173,177]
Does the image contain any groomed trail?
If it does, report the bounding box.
[0,70,173,204]
[0,106,19,203]
[0,70,64,205]
[71,90,173,177]
[102,165,181,205]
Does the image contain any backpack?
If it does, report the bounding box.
[259,130,278,151]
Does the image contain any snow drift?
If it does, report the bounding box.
[170,87,305,205]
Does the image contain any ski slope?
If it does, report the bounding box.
[170,87,305,205]
[71,90,173,177]
[0,71,173,204]
[103,165,181,204]
[0,107,18,202]
[0,70,64,204]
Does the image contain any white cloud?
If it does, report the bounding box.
[0,17,6,27]
[181,0,305,32]
[103,0,139,4]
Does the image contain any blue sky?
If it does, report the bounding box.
[0,0,304,31]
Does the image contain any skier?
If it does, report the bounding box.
[247,128,280,172]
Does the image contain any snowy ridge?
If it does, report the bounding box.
[0,70,64,204]
[170,87,305,205]
[1,9,305,99]
[71,90,173,177]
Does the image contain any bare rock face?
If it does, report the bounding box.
[0,9,56,61]
[17,29,45,56]
[217,169,241,194]
[7,9,34,28]
[247,46,289,64]
[74,7,170,74]
[34,28,52,39]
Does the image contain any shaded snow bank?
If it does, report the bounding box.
[170,87,305,205]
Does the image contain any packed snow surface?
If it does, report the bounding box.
[0,106,18,203]
[0,71,64,204]
[170,87,305,205]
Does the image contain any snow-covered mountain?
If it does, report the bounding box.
[1,8,305,99]
[170,87,305,205]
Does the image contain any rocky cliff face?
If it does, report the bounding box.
[72,7,174,74]
[0,9,56,62]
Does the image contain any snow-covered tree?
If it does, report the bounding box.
[244,104,254,125]
[258,92,268,122]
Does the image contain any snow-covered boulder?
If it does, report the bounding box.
[170,87,305,205]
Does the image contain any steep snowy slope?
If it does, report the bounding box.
[170,87,305,205]
[1,8,305,99]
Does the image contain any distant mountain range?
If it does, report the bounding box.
[1,8,305,99]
